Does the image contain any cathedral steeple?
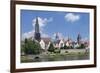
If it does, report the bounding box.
[34,17,41,42]
[35,17,40,33]
[55,33,59,41]
[77,33,81,44]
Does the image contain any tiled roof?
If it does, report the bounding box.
[41,38,51,44]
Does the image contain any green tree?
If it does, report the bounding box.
[21,38,42,55]
[63,45,71,49]
[24,38,30,54]
[80,44,86,49]
[63,45,67,49]
[60,47,64,49]
[31,40,42,54]
[76,44,86,49]
[48,43,55,53]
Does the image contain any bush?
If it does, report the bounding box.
[60,47,64,49]
[21,38,42,55]
[63,45,73,49]
[54,49,61,53]
[76,44,86,49]
[48,43,55,53]
[63,45,67,49]
[65,51,68,53]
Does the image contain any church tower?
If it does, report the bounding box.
[55,33,59,41]
[77,33,81,44]
[34,17,41,42]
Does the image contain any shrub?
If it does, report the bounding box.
[48,43,55,53]
[65,51,68,53]
[21,38,42,55]
[54,49,61,53]
[76,44,86,49]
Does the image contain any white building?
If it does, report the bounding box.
[40,38,51,50]
[59,39,64,48]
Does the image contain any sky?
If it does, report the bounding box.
[21,9,89,41]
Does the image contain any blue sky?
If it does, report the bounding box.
[21,9,89,41]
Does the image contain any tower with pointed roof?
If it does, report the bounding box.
[77,33,81,44]
[55,33,59,41]
[34,17,41,41]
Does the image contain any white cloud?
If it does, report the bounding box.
[32,17,53,28]
[22,17,52,40]
[58,32,64,39]
[22,30,50,40]
[41,33,49,38]
[22,30,34,40]
[53,32,64,40]
[81,37,89,42]
[65,13,80,22]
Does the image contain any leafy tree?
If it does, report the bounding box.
[25,38,28,43]
[60,47,64,49]
[80,44,86,49]
[69,46,73,49]
[48,43,55,53]
[21,38,42,55]
[24,38,30,54]
[63,45,67,49]
[31,40,42,54]
[63,45,72,49]
[76,44,86,49]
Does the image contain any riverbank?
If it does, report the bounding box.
[21,49,89,63]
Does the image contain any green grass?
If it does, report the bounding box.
[21,56,33,62]
[21,51,89,62]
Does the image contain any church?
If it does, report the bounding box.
[33,17,67,50]
[33,17,88,50]
[34,17,72,50]
[34,17,51,50]
[34,17,41,42]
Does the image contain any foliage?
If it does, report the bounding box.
[54,49,61,53]
[21,38,42,55]
[80,44,86,48]
[63,45,67,49]
[48,43,55,53]
[31,40,42,54]
[65,51,68,53]
[60,47,64,49]
[76,44,86,49]
[62,45,73,49]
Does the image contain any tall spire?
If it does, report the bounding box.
[35,17,40,33]
[77,33,81,44]
[55,33,59,40]
[34,17,41,42]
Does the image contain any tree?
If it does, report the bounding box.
[63,45,67,49]
[21,38,42,55]
[31,40,42,54]
[48,43,55,53]
[24,38,30,54]
[80,44,86,49]
[63,45,72,49]
[60,47,64,49]
[76,44,86,49]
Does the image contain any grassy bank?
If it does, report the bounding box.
[21,51,89,63]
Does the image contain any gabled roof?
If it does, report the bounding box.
[41,38,51,44]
